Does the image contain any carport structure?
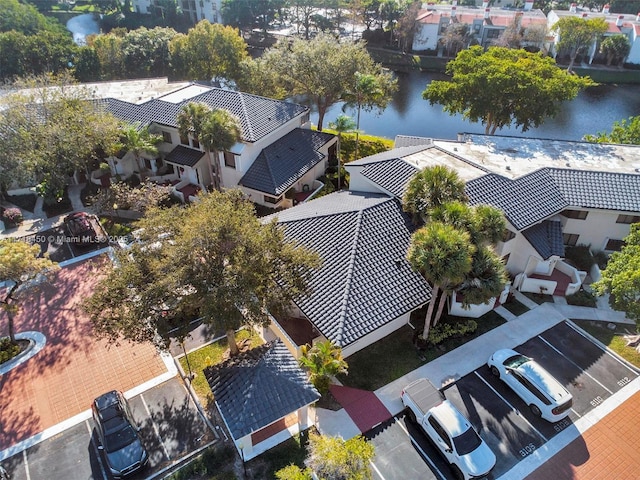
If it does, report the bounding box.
[205,339,320,460]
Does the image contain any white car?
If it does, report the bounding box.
[422,401,496,480]
[488,349,573,422]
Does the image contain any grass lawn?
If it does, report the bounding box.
[178,329,263,407]
[502,299,530,316]
[573,319,640,368]
[340,310,506,391]
[522,292,555,305]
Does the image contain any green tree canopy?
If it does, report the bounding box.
[552,16,608,71]
[305,432,375,480]
[299,340,348,395]
[599,34,631,66]
[592,224,640,327]
[0,240,59,342]
[584,116,640,144]
[0,74,122,201]
[241,33,396,131]
[423,46,595,135]
[121,27,178,79]
[169,21,248,84]
[84,190,321,355]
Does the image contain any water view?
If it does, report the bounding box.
[66,13,100,46]
[314,70,640,141]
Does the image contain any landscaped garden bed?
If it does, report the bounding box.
[6,193,37,212]
[501,298,530,316]
[573,319,640,368]
[522,291,555,304]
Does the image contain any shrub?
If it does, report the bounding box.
[168,445,236,480]
[428,319,478,345]
[2,207,23,226]
[564,244,595,271]
[0,338,21,364]
[592,250,609,269]
[566,289,597,307]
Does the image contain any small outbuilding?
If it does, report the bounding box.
[204,339,320,460]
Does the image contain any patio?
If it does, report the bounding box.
[276,316,322,347]
[528,268,573,296]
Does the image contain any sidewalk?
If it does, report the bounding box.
[313,300,639,480]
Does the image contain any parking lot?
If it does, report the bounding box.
[368,320,640,480]
[1,378,216,480]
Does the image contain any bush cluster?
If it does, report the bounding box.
[428,319,478,345]
[566,289,597,307]
[564,244,595,271]
[2,207,23,226]
[0,338,21,364]
[168,445,236,480]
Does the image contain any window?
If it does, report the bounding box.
[605,238,625,251]
[180,134,189,146]
[162,131,172,143]
[192,138,200,149]
[486,28,501,39]
[502,229,516,242]
[561,209,588,220]
[427,417,451,449]
[224,151,236,169]
[616,214,640,224]
[563,233,579,246]
[300,112,310,125]
[501,253,510,265]
[264,194,283,204]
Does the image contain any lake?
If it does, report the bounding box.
[66,13,100,46]
[313,70,640,141]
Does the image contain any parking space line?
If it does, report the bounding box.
[537,335,614,395]
[369,460,386,480]
[22,449,31,480]
[85,419,108,480]
[397,420,447,480]
[565,320,640,375]
[473,372,548,442]
[140,393,171,461]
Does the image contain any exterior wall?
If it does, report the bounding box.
[132,0,222,24]
[558,208,636,252]
[413,23,439,51]
[494,222,541,275]
[345,165,389,195]
[342,310,416,358]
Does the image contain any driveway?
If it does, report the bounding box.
[1,377,216,480]
[0,256,171,452]
[368,321,640,480]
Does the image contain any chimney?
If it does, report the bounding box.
[482,0,489,7]
[524,0,534,11]
[616,15,624,26]
[484,7,490,19]
[570,2,577,13]
[451,5,457,17]
[602,4,610,14]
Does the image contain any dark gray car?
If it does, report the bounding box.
[92,391,149,478]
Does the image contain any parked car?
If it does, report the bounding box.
[487,348,573,422]
[91,390,148,478]
[402,378,496,480]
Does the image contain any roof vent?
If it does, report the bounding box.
[395,259,403,267]
[506,165,511,171]
[566,162,571,167]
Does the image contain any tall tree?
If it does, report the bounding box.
[84,190,320,355]
[177,102,242,190]
[121,27,178,79]
[0,240,59,342]
[599,34,631,66]
[592,224,640,328]
[305,432,375,480]
[407,222,475,338]
[584,116,640,145]
[402,165,468,224]
[0,74,122,202]
[440,23,471,57]
[169,20,248,84]
[245,34,396,131]
[552,17,608,72]
[328,114,356,188]
[423,46,595,135]
[395,0,421,52]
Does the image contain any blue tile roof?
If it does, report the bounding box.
[268,191,432,348]
[522,220,565,259]
[205,340,319,440]
[239,129,334,195]
[101,86,308,143]
[164,145,204,167]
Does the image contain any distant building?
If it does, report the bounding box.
[132,0,222,24]
[548,4,640,65]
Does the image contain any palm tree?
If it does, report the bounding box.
[407,222,475,339]
[402,165,468,224]
[119,123,162,175]
[177,102,242,191]
[457,247,507,308]
[328,114,356,189]
[299,340,348,395]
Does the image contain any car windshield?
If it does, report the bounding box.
[452,427,482,456]
[503,354,530,369]
[103,423,138,453]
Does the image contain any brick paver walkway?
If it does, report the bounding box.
[525,390,640,480]
[0,256,167,451]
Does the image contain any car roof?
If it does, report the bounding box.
[516,361,570,401]
[94,390,121,412]
[431,401,472,438]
